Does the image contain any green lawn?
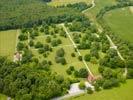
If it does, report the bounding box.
[0,30,18,59]
[69,79,133,100]
[0,94,7,100]
[48,0,92,6]
[104,7,133,42]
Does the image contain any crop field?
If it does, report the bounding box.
[48,0,92,6]
[0,30,18,59]
[69,79,133,100]
[104,7,133,42]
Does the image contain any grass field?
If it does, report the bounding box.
[0,94,7,100]
[104,7,133,42]
[0,30,18,59]
[69,79,133,100]
[48,0,92,6]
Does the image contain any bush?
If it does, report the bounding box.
[102,80,112,89]
[71,53,76,57]
[79,81,86,90]
[35,42,43,48]
[38,48,45,54]
[66,68,72,75]
[46,36,51,43]
[56,48,65,57]
[87,87,93,94]
[78,56,83,61]
[78,68,88,78]
[29,40,34,47]
[84,54,91,61]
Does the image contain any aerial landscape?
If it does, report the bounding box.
[0,0,133,100]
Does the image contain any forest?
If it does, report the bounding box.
[0,0,89,30]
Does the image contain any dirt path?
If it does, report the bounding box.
[129,6,133,13]
[82,0,95,13]
[61,23,93,76]
[106,34,127,76]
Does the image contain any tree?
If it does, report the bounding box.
[102,80,112,89]
[66,68,72,75]
[29,40,34,47]
[18,34,28,41]
[66,66,75,75]
[38,48,45,54]
[87,87,93,94]
[74,70,79,77]
[35,42,43,48]
[51,40,58,47]
[57,39,62,44]
[17,42,25,50]
[84,54,91,61]
[46,36,51,43]
[71,53,76,57]
[79,81,85,90]
[78,68,88,78]
[98,66,104,73]
[56,48,65,57]
[78,56,82,61]
[90,57,98,64]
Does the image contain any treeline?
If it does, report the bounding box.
[0,0,86,30]
[0,56,72,100]
[96,1,133,19]
[58,2,92,11]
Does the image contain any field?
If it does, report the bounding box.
[104,7,133,42]
[48,0,92,6]
[69,79,133,100]
[0,30,18,59]
[0,94,7,100]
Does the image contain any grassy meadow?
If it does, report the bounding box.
[0,30,18,59]
[69,79,133,100]
[104,7,133,42]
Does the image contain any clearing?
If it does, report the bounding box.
[0,30,18,59]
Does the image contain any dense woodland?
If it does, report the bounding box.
[0,0,90,30]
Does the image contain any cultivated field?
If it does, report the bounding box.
[0,30,18,59]
[69,79,133,100]
[48,0,92,6]
[104,7,133,42]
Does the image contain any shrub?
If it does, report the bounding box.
[87,87,93,94]
[84,54,91,61]
[78,56,83,61]
[79,81,86,90]
[71,53,76,57]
